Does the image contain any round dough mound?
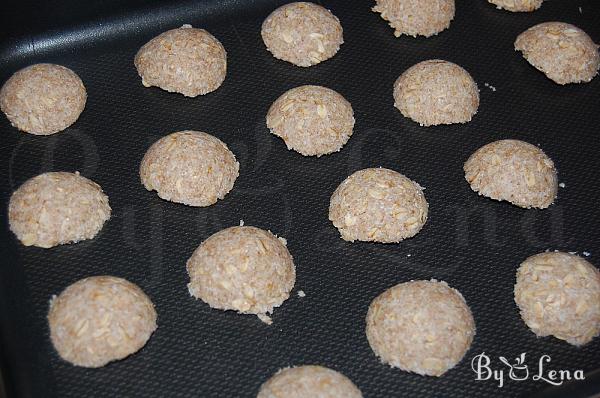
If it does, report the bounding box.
[393,60,479,126]
[488,0,543,12]
[187,226,295,323]
[372,0,455,38]
[9,172,111,248]
[266,85,355,157]
[257,365,362,398]
[261,2,343,67]
[329,168,428,243]
[134,24,227,97]
[48,276,157,367]
[0,63,86,135]
[464,139,558,209]
[140,131,239,207]
[366,280,475,376]
[515,22,599,84]
[515,252,600,346]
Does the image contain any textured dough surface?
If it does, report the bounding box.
[187,226,295,323]
[464,139,557,209]
[135,24,227,96]
[488,0,544,12]
[329,168,428,243]
[515,22,599,84]
[372,0,455,38]
[393,59,479,126]
[366,280,475,376]
[261,2,343,67]
[48,276,157,367]
[9,172,111,248]
[140,130,239,207]
[0,63,86,135]
[257,365,363,398]
[266,85,355,156]
[515,252,600,346]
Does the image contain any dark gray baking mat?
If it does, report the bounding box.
[0,0,599,397]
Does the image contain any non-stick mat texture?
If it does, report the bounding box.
[1,0,599,397]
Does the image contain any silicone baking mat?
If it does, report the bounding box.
[1,0,599,396]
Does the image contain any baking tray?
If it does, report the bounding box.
[1,0,599,397]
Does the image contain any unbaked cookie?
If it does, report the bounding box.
[48,276,157,367]
[488,0,544,12]
[464,139,557,209]
[393,60,479,126]
[187,226,295,324]
[515,22,599,84]
[366,280,475,376]
[0,63,86,135]
[515,252,600,346]
[9,172,111,248]
[140,131,239,207]
[372,0,455,37]
[257,365,362,398]
[266,85,354,156]
[329,168,428,243]
[135,24,227,96]
[261,2,343,67]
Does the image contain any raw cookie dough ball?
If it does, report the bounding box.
[366,280,475,376]
[266,85,355,156]
[187,226,295,324]
[515,252,600,346]
[372,0,455,38]
[134,24,227,97]
[261,2,343,67]
[9,172,111,248]
[393,60,479,126]
[257,365,362,398]
[140,131,239,207]
[0,63,86,135]
[48,276,157,367]
[329,168,428,243]
[464,139,558,209]
[488,0,543,12]
[515,22,599,84]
